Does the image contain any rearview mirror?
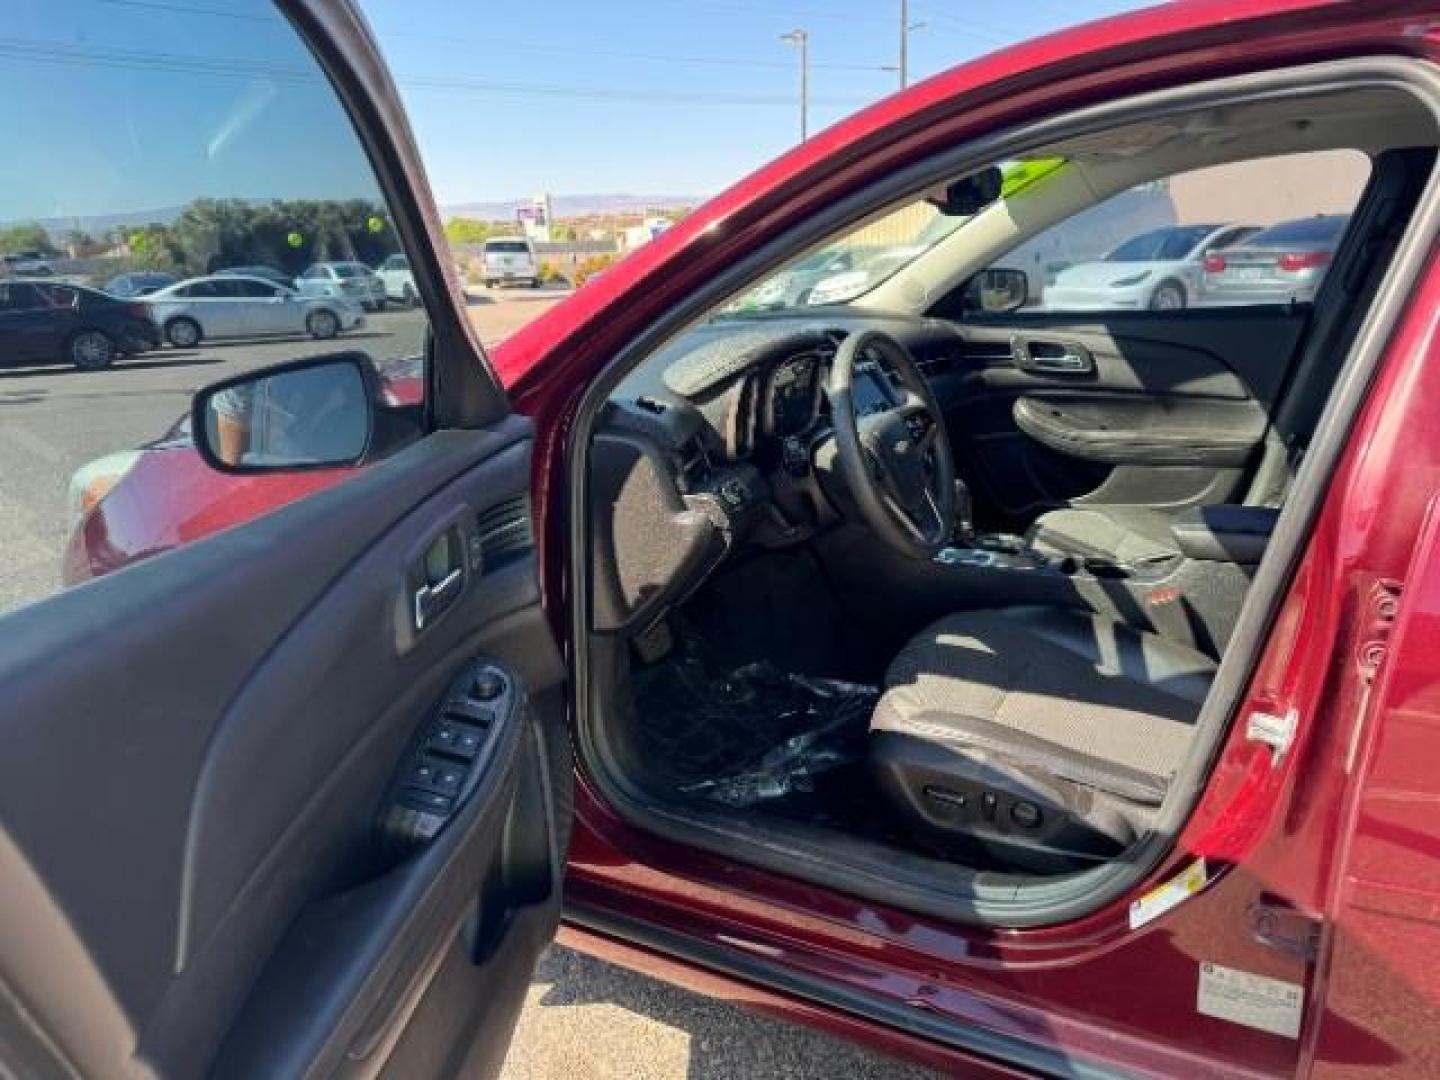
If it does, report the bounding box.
[963,267,1029,314]
[194,354,377,472]
[928,167,1004,216]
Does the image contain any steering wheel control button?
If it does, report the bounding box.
[720,478,747,507]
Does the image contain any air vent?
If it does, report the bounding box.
[677,435,713,491]
[476,494,533,566]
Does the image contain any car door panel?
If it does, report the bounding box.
[933,307,1308,523]
[0,421,566,1079]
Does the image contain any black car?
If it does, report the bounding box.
[0,280,161,370]
[103,270,180,297]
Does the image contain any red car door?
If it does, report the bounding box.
[481,2,1440,1077]
[0,2,572,1078]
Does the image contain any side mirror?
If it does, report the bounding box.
[193,353,378,472]
[963,267,1029,314]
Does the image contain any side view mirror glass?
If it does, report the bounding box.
[964,267,1029,313]
[194,354,377,472]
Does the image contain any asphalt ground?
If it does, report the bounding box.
[0,282,935,1079]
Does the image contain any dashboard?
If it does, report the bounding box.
[590,313,962,633]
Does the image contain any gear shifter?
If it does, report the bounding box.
[952,478,975,546]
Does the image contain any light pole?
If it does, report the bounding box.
[780,28,808,142]
[899,0,924,90]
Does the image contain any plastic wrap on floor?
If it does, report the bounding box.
[632,636,878,809]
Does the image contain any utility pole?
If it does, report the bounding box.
[780,28,809,142]
[899,0,924,90]
[900,0,908,90]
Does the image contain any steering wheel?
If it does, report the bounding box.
[828,329,956,559]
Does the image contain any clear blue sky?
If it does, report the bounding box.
[358,0,1156,205]
[0,0,1155,222]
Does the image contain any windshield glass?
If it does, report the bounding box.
[721,157,1065,314]
[485,240,530,253]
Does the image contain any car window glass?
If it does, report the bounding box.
[981,149,1371,313]
[1,0,436,616]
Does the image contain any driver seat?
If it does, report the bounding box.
[868,606,1215,872]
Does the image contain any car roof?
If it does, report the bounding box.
[159,274,286,290]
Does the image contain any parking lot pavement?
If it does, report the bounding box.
[501,946,941,1080]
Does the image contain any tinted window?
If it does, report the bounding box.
[485,241,530,254]
[0,0,435,615]
[332,265,364,279]
[0,283,47,310]
[230,279,278,298]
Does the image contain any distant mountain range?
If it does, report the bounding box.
[439,193,704,220]
[8,194,706,236]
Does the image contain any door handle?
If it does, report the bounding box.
[413,567,463,630]
[1011,335,1094,375]
[1029,350,1092,373]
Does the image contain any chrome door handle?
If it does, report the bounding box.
[414,567,463,631]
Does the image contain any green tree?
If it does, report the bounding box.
[444,217,497,246]
[0,223,58,255]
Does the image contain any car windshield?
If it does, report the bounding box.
[332,264,365,278]
[485,241,529,254]
[720,157,1066,314]
[1105,224,1218,261]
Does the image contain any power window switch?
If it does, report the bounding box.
[400,787,453,815]
[409,758,466,796]
[427,721,483,761]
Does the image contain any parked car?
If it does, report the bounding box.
[102,270,179,297]
[1199,213,1350,305]
[375,252,419,306]
[1041,222,1257,310]
[21,3,1440,1080]
[0,251,55,277]
[294,259,388,311]
[480,235,539,287]
[145,274,364,347]
[0,279,158,369]
[215,264,295,289]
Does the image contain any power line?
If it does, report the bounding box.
[91,0,898,76]
[0,36,871,108]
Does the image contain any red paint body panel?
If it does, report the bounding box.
[62,0,1440,1074]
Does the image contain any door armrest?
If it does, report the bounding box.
[1170,505,1279,564]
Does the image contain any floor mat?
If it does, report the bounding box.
[631,632,884,830]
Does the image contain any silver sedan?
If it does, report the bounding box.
[145,275,366,347]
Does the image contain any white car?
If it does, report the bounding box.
[375,253,419,307]
[146,275,365,348]
[294,260,388,311]
[480,237,539,288]
[1041,222,1257,311]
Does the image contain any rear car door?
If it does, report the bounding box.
[0,3,569,1078]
